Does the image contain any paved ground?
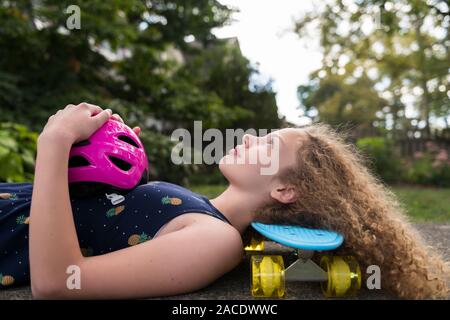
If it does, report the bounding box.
[1,223,449,300]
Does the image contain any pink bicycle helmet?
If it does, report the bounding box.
[68,118,149,198]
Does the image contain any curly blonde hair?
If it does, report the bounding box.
[255,123,449,299]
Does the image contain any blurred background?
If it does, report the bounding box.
[0,0,449,222]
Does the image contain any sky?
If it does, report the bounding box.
[213,0,323,126]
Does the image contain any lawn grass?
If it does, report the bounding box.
[188,184,227,199]
[390,186,450,223]
[188,184,450,223]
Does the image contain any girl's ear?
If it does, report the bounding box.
[270,184,298,204]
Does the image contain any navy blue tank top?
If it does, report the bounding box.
[0,181,230,289]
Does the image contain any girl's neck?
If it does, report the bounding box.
[209,184,265,235]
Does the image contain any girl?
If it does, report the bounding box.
[0,103,448,299]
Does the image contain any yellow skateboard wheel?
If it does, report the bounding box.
[244,237,264,252]
[320,255,361,298]
[251,255,285,298]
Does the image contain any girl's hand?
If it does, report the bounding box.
[110,113,141,136]
[39,103,112,145]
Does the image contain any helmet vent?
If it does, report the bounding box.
[69,156,91,168]
[109,155,132,171]
[117,135,140,148]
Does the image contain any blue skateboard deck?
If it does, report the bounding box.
[251,222,344,251]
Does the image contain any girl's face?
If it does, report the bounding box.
[219,128,304,198]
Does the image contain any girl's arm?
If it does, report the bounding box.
[29,133,83,297]
[29,103,112,297]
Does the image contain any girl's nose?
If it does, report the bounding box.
[242,134,251,148]
[242,133,258,148]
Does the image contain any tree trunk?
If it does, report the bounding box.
[414,15,431,139]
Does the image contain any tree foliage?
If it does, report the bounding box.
[295,0,449,138]
[0,0,282,183]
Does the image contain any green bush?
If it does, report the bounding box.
[404,153,434,185]
[187,165,227,185]
[0,122,38,182]
[431,164,450,188]
[356,136,404,183]
[404,144,450,187]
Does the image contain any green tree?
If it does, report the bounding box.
[179,38,281,131]
[298,71,386,137]
[0,0,233,131]
[295,0,449,137]
[0,1,282,184]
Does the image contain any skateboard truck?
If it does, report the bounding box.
[245,222,361,298]
[285,249,327,282]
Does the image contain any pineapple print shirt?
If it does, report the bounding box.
[0,181,231,289]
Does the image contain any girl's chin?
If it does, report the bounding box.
[219,153,235,165]
[219,155,227,165]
